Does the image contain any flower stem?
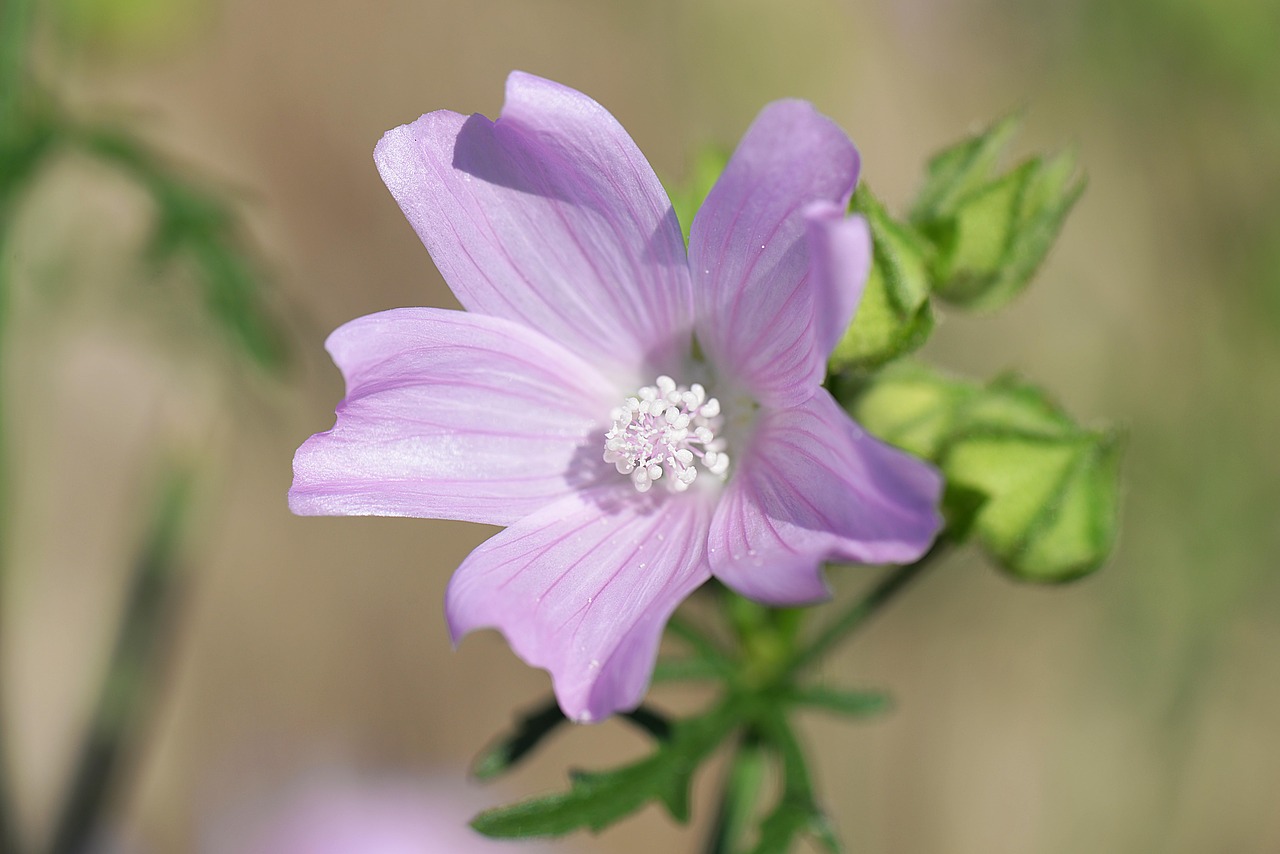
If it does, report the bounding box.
[788,540,950,675]
[47,470,192,854]
[702,732,767,854]
[0,214,22,854]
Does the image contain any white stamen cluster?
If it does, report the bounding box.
[603,376,730,494]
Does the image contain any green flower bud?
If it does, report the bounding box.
[829,186,934,371]
[910,116,1085,312]
[849,365,1121,582]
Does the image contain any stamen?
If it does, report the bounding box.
[602,376,730,493]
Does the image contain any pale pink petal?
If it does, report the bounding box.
[446,485,714,722]
[709,389,943,605]
[374,71,692,382]
[804,202,872,357]
[688,101,860,407]
[289,308,617,526]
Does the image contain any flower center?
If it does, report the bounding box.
[602,375,730,494]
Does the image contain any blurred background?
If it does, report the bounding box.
[3,0,1279,851]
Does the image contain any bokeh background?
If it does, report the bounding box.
[4,0,1279,851]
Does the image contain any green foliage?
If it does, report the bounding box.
[909,115,1085,312]
[669,147,730,244]
[74,124,289,373]
[830,185,934,370]
[851,364,1121,582]
[472,701,738,837]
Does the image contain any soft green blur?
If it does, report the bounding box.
[2,0,1277,852]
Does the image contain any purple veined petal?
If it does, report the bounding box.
[689,100,860,408]
[446,484,714,722]
[709,389,943,605]
[374,71,693,383]
[289,308,619,527]
[804,202,872,358]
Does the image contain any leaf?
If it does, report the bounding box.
[473,700,673,782]
[471,702,739,839]
[471,699,567,781]
[783,685,892,718]
[747,713,842,854]
[830,185,935,371]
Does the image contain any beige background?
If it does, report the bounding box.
[6,0,1280,851]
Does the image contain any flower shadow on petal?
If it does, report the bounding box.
[450,115,693,381]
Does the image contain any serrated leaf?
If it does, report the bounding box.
[747,714,842,854]
[471,699,567,781]
[471,702,739,839]
[910,112,1022,221]
[783,685,891,718]
[831,186,935,370]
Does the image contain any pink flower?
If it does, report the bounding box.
[290,72,942,722]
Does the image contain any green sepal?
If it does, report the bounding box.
[910,113,1023,222]
[471,702,739,838]
[844,361,977,460]
[848,365,1121,582]
[945,380,1121,582]
[830,185,935,371]
[668,146,730,245]
[910,114,1085,312]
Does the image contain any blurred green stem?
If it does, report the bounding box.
[47,470,192,854]
[0,222,21,854]
[788,541,950,675]
[703,732,767,854]
[0,0,37,137]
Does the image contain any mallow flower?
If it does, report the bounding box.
[290,72,943,722]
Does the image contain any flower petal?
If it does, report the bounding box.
[804,202,872,357]
[289,308,617,526]
[709,389,943,605]
[446,485,714,722]
[689,100,860,407]
[374,71,692,383]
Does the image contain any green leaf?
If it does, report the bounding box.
[74,123,290,373]
[668,146,729,245]
[830,185,935,371]
[748,714,842,854]
[945,377,1121,582]
[472,700,673,781]
[782,685,891,718]
[471,699,567,781]
[471,702,739,838]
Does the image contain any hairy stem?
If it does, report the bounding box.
[703,732,767,854]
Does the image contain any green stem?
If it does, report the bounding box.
[703,732,767,854]
[47,471,191,854]
[788,541,950,675]
[0,212,22,854]
[0,0,37,138]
